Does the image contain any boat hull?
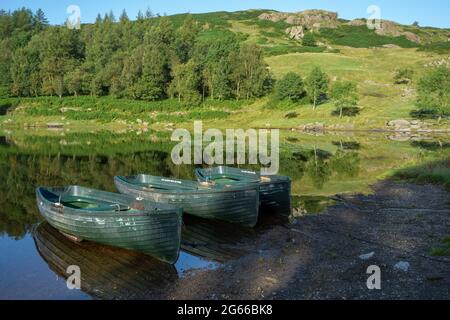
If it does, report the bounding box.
[114,176,260,227]
[36,186,182,264]
[196,166,292,215]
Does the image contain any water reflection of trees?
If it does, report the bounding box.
[0,133,362,237]
[280,145,360,190]
[0,148,195,239]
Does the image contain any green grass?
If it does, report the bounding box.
[394,159,450,188]
[0,96,242,124]
[264,45,326,56]
[430,236,450,257]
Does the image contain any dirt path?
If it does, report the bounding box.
[167,181,450,300]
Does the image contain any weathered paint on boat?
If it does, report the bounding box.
[114,175,260,227]
[195,166,292,215]
[33,222,178,299]
[35,186,182,264]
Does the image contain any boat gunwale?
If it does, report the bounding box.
[36,186,182,218]
[195,166,292,185]
[114,175,260,195]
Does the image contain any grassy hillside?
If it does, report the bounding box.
[1,9,449,131]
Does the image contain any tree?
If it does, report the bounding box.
[65,67,85,96]
[137,44,170,100]
[306,67,329,109]
[394,68,414,85]
[230,43,272,100]
[192,30,240,100]
[33,9,48,32]
[39,27,83,97]
[330,80,359,118]
[10,47,32,96]
[174,15,200,63]
[416,67,450,121]
[302,33,316,47]
[145,7,154,19]
[136,10,144,21]
[168,60,201,105]
[274,72,306,102]
[95,14,102,24]
[119,9,129,24]
[412,21,420,27]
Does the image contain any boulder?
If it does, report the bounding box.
[394,261,410,272]
[387,119,411,128]
[285,26,305,40]
[359,252,375,260]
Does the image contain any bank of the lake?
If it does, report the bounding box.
[1,96,450,133]
[168,180,450,300]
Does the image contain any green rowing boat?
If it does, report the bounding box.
[36,186,182,264]
[114,175,260,227]
[195,166,292,215]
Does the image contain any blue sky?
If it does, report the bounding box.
[2,0,449,28]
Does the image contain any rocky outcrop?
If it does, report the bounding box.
[403,31,421,43]
[285,26,305,40]
[287,10,339,29]
[258,12,286,22]
[375,20,421,43]
[259,10,339,29]
[375,20,402,37]
[347,19,366,27]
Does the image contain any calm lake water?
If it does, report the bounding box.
[0,128,448,299]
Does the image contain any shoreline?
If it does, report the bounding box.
[1,121,449,134]
[166,180,450,300]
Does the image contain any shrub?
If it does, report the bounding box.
[418,42,450,54]
[414,67,450,120]
[275,72,306,102]
[394,68,414,85]
[284,111,299,119]
[302,33,317,47]
[263,45,325,57]
[320,25,419,48]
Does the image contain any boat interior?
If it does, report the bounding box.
[39,187,132,212]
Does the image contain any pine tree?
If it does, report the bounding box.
[136,10,144,21]
[145,7,154,19]
[119,9,129,23]
[33,8,48,32]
